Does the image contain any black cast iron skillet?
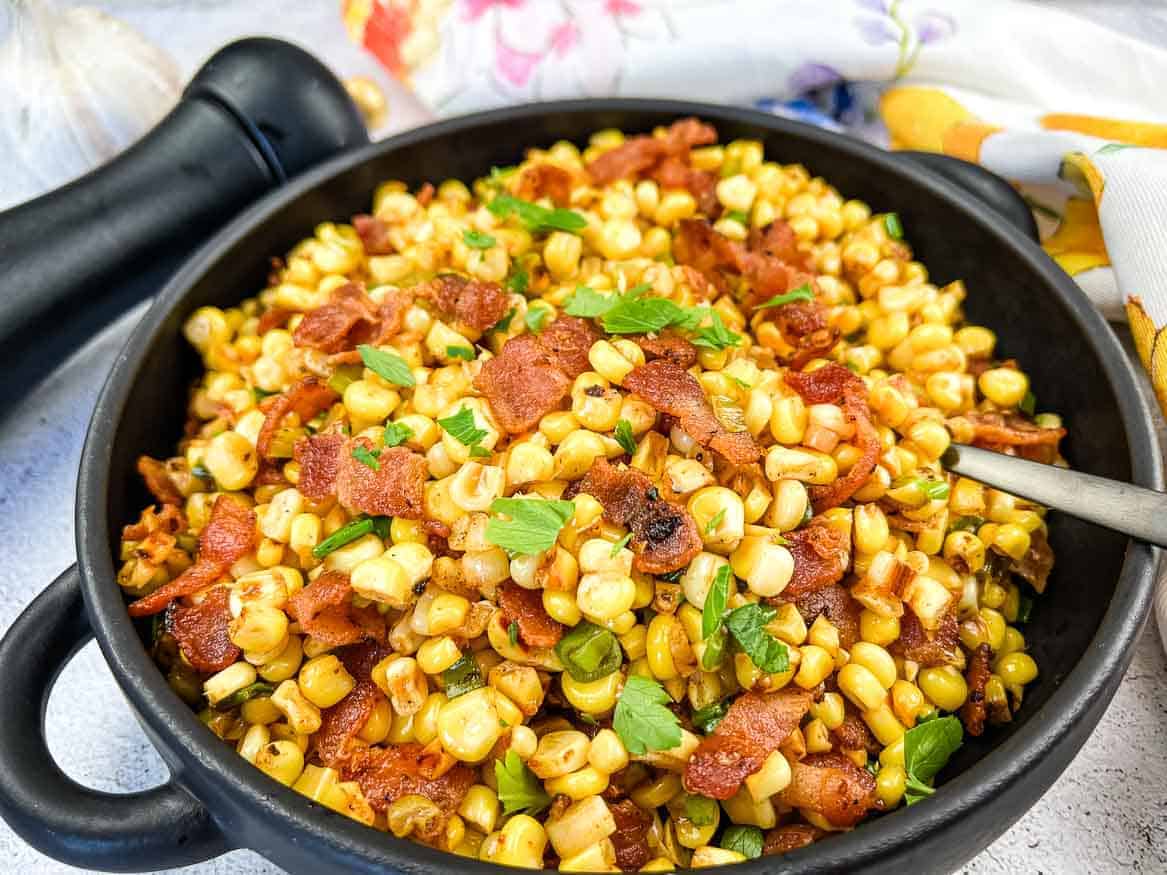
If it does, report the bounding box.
[0,95,1159,873]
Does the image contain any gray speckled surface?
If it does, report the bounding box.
[0,303,1164,875]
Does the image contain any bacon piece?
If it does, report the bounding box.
[784,363,879,512]
[831,702,879,754]
[497,582,564,648]
[960,642,992,737]
[165,587,240,673]
[352,214,395,255]
[624,358,761,465]
[537,315,599,378]
[137,456,184,506]
[1012,528,1054,593]
[791,584,861,649]
[516,163,574,206]
[651,155,719,215]
[257,307,292,334]
[891,607,960,667]
[123,503,186,542]
[674,218,813,301]
[423,274,510,333]
[286,571,385,647]
[578,460,702,575]
[128,496,256,616]
[633,333,698,369]
[416,182,435,207]
[672,218,742,292]
[256,376,338,459]
[962,411,1066,465]
[684,688,812,800]
[336,441,426,519]
[315,641,390,765]
[342,742,475,823]
[587,118,717,186]
[772,300,839,370]
[782,523,849,600]
[293,283,381,353]
[763,824,826,857]
[608,799,652,872]
[293,432,344,500]
[780,752,876,828]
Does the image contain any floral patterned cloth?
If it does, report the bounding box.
[343,0,1167,415]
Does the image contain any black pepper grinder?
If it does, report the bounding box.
[0,37,369,393]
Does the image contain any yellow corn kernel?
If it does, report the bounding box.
[730,534,794,598]
[254,739,305,786]
[437,687,500,762]
[204,661,257,706]
[996,651,1038,686]
[459,784,500,835]
[918,665,968,712]
[765,479,809,532]
[270,679,322,735]
[978,367,1029,408]
[588,729,630,775]
[980,607,1007,651]
[849,641,897,689]
[298,654,355,709]
[837,663,886,710]
[891,680,925,727]
[259,635,303,684]
[323,532,384,574]
[417,636,463,675]
[691,846,747,868]
[654,191,697,228]
[344,379,399,423]
[546,795,617,860]
[358,698,392,744]
[769,395,808,445]
[858,609,900,647]
[993,523,1032,561]
[744,749,792,801]
[350,555,412,608]
[765,446,838,485]
[561,667,622,716]
[483,814,549,869]
[529,730,591,779]
[630,773,683,810]
[876,764,907,808]
[810,691,846,731]
[862,702,906,746]
[546,766,609,801]
[204,431,259,491]
[577,571,636,621]
[853,503,890,554]
[767,602,808,647]
[795,645,834,689]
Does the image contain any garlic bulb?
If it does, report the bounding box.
[0,2,181,209]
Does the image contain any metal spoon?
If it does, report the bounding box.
[941,443,1167,549]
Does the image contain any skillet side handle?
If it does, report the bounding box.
[897,151,1040,242]
[0,566,229,871]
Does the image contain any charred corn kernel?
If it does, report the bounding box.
[271,679,322,735]
[237,723,271,764]
[483,814,548,869]
[459,784,500,835]
[891,680,925,726]
[205,661,257,706]
[255,739,305,786]
[859,609,899,647]
[850,642,897,689]
[980,607,1007,651]
[918,665,968,712]
[437,687,500,762]
[997,651,1038,686]
[417,637,462,675]
[529,730,590,779]
[630,773,682,810]
[795,645,834,689]
[688,487,746,551]
[730,535,794,598]
[546,766,609,801]
[949,477,986,516]
[765,446,837,485]
[837,663,886,710]
[993,523,1031,560]
[862,702,906,746]
[744,749,792,801]
[944,531,985,573]
[691,846,747,868]
[297,654,355,709]
[546,795,616,859]
[769,395,808,445]
[377,655,429,716]
[229,604,288,654]
[577,571,636,620]
[810,691,846,730]
[588,729,629,775]
[350,555,412,608]
[978,367,1029,408]
[259,635,303,683]
[876,764,907,807]
[853,503,890,554]
[205,431,258,490]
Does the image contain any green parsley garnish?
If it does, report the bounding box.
[508,620,520,647]
[691,700,729,734]
[690,309,741,351]
[613,419,638,455]
[720,825,763,859]
[919,479,952,501]
[357,344,415,387]
[437,406,490,457]
[490,307,516,334]
[725,603,789,673]
[351,444,381,471]
[563,285,617,318]
[705,508,726,535]
[462,229,497,249]
[506,267,529,295]
[442,654,484,699]
[903,715,963,805]
[755,283,814,309]
[1019,390,1036,416]
[486,497,576,556]
[884,212,905,240]
[311,515,389,559]
[494,750,551,816]
[555,620,623,683]
[381,421,413,448]
[611,533,633,557]
[613,674,682,756]
[601,289,693,335]
[488,193,587,234]
[446,345,476,361]
[525,305,551,334]
[950,515,985,533]
[724,209,749,225]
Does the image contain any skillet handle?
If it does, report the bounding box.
[897,151,1040,242]
[0,37,368,409]
[0,566,230,871]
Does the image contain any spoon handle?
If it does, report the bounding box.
[941,444,1167,549]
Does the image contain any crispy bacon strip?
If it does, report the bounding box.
[586,117,716,185]
[137,456,184,506]
[964,412,1065,449]
[256,376,338,459]
[336,441,427,518]
[831,701,879,754]
[763,824,826,857]
[623,358,761,465]
[960,642,992,737]
[891,607,960,667]
[516,163,573,205]
[633,333,698,369]
[128,496,256,616]
[315,641,390,765]
[257,307,292,334]
[293,283,381,353]
[780,752,876,828]
[474,317,598,434]
[784,363,880,512]
[651,155,719,215]
[166,587,240,673]
[608,799,652,872]
[342,742,475,826]
[578,460,702,574]
[683,688,812,800]
[781,522,850,600]
[773,300,840,369]
[497,582,564,648]
[352,214,395,255]
[123,503,186,542]
[423,274,510,333]
[293,432,345,500]
[1012,528,1054,593]
[286,571,385,647]
[792,584,861,649]
[674,218,813,301]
